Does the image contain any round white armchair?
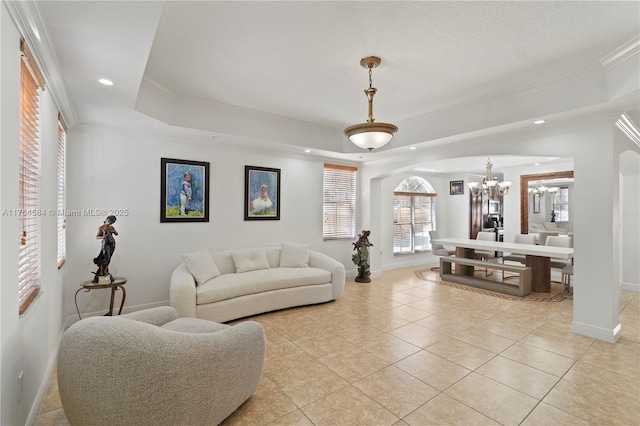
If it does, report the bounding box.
[57,306,265,425]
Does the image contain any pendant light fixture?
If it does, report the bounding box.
[344,56,398,151]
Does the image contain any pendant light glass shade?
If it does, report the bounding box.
[345,122,398,151]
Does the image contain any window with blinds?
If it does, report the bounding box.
[553,187,569,222]
[19,40,44,315]
[323,164,357,240]
[393,177,436,255]
[57,119,66,268]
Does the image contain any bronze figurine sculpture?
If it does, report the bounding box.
[92,215,118,283]
[352,230,373,283]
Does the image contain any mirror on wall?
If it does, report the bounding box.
[520,171,574,234]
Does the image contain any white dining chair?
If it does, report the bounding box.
[537,231,558,246]
[429,230,455,271]
[545,236,572,269]
[475,231,499,275]
[561,264,574,296]
[503,234,536,264]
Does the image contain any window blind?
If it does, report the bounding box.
[19,40,44,314]
[323,164,357,240]
[57,118,66,268]
[553,187,569,222]
[393,191,436,254]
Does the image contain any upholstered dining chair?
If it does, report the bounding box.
[475,231,499,275]
[503,234,536,264]
[537,231,559,246]
[57,307,266,426]
[429,230,455,271]
[545,235,572,269]
[562,264,574,296]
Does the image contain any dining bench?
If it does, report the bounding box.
[439,256,532,296]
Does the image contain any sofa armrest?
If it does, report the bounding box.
[119,306,178,326]
[170,263,197,318]
[309,251,345,300]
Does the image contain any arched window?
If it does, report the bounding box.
[393,177,437,254]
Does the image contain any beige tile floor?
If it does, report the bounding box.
[38,268,640,425]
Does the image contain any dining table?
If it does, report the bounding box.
[432,237,574,292]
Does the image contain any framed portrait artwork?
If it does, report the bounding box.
[245,165,280,220]
[160,158,210,223]
[449,180,464,195]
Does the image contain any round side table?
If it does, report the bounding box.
[75,277,128,320]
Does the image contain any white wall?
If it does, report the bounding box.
[64,124,357,318]
[620,150,640,291]
[1,6,66,424]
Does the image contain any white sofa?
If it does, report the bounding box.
[170,244,345,323]
[529,222,569,244]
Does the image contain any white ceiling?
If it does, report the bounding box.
[20,1,640,172]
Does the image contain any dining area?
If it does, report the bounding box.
[431,233,574,297]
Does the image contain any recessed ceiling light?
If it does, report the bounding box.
[409,147,417,150]
[98,79,115,86]
[534,163,541,166]
[534,119,546,125]
[304,149,311,153]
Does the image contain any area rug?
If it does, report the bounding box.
[414,269,569,302]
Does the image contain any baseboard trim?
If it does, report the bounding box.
[621,281,640,292]
[64,300,170,328]
[571,320,622,343]
[382,259,439,271]
[26,325,66,425]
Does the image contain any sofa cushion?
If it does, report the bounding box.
[232,248,270,273]
[279,242,309,268]
[161,318,229,333]
[543,222,559,231]
[196,268,331,305]
[529,222,545,232]
[181,248,221,286]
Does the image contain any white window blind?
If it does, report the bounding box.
[19,40,44,314]
[393,177,437,255]
[57,118,66,268]
[323,164,357,240]
[553,187,569,222]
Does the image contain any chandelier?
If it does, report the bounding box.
[344,56,398,151]
[529,184,559,198]
[467,158,512,198]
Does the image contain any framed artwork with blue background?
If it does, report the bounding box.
[245,165,280,220]
[161,158,210,223]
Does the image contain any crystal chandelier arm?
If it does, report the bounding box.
[467,181,483,197]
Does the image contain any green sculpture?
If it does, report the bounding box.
[352,230,373,283]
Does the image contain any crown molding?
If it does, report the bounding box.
[4,0,78,127]
[140,77,176,102]
[601,35,640,70]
